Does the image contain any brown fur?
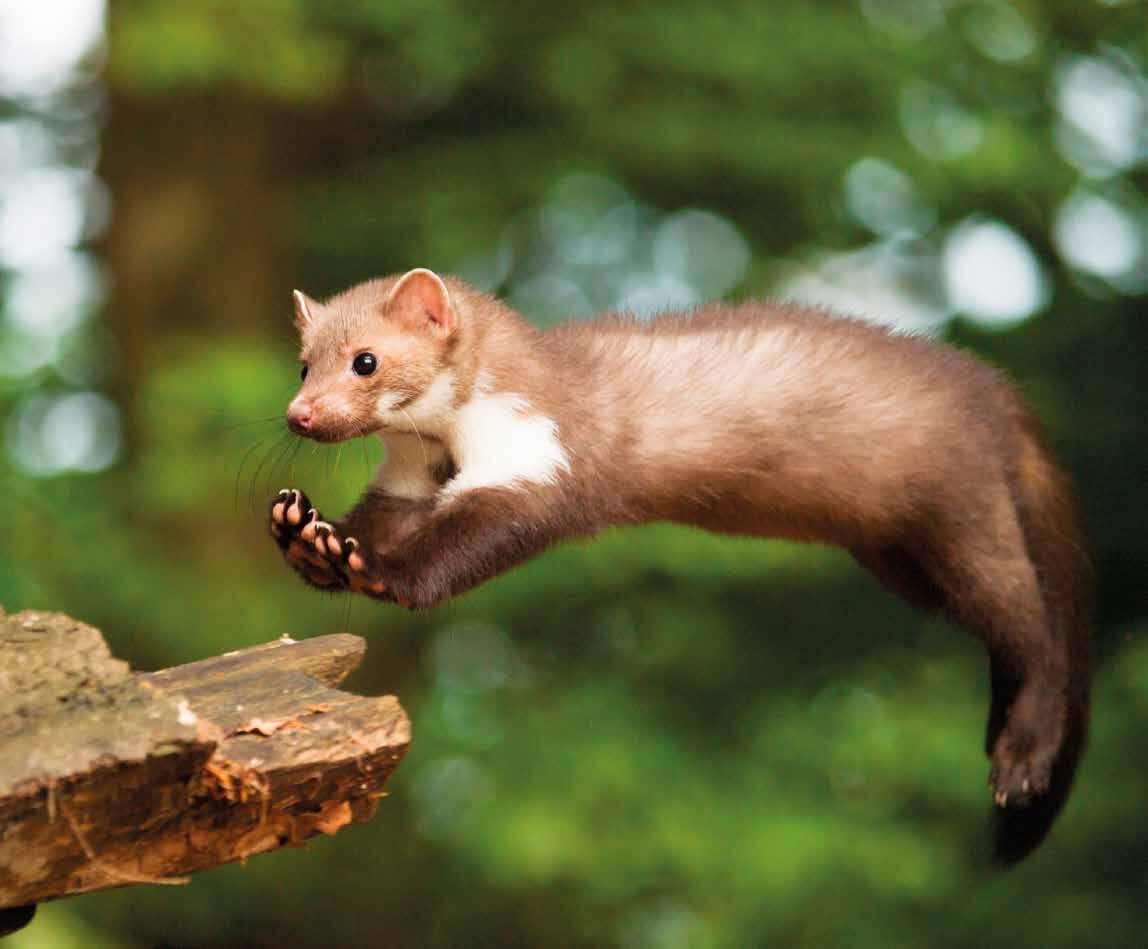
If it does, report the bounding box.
[273,271,1092,864]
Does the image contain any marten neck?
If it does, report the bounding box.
[373,304,572,502]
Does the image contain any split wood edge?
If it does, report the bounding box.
[0,606,410,911]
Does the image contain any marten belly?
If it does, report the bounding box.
[651,444,956,549]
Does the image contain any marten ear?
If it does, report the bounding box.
[386,268,456,337]
[293,290,320,335]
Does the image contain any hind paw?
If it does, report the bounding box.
[270,488,388,597]
[989,691,1063,807]
[990,758,1053,808]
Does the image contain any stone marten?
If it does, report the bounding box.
[269,268,1091,863]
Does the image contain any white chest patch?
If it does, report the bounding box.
[442,391,570,499]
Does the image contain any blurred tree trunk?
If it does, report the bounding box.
[98,94,291,387]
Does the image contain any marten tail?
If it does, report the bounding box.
[994,412,1093,865]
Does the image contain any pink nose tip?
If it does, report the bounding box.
[287,405,313,434]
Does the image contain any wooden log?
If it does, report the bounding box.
[0,605,410,911]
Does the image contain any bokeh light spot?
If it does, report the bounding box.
[962,1,1037,62]
[0,0,105,99]
[6,390,122,476]
[900,82,983,161]
[844,157,935,238]
[1055,190,1143,280]
[1054,54,1148,175]
[942,218,1047,327]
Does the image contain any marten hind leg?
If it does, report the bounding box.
[919,505,1070,809]
[855,544,1018,761]
[851,546,946,614]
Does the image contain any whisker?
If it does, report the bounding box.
[249,432,293,513]
[203,409,282,420]
[395,407,432,497]
[268,436,304,498]
[398,407,430,469]
[250,437,287,513]
[291,436,303,484]
[274,437,303,496]
[234,433,278,513]
[216,413,283,424]
[216,416,284,433]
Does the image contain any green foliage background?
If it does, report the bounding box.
[2,1,1146,946]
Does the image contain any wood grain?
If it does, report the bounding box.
[0,607,409,909]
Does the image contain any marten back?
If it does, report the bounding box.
[538,303,1019,546]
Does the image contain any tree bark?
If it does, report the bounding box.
[0,605,409,910]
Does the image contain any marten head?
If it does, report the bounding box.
[286,269,459,443]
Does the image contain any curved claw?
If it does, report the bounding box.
[271,489,292,525]
[345,537,366,573]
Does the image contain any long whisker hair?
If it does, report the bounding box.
[398,407,430,469]
[268,435,305,499]
[393,406,432,498]
[234,432,278,512]
[237,430,295,514]
[216,415,284,433]
[342,587,353,632]
[248,431,297,513]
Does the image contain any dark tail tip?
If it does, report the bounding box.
[992,789,1069,866]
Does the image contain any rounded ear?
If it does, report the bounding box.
[385,268,456,337]
[293,290,320,334]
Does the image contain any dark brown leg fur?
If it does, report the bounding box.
[854,544,1020,759]
[854,543,1049,777]
[857,497,1075,859]
[915,491,1071,811]
[271,485,582,609]
[851,546,945,614]
[355,487,587,610]
[846,425,1090,865]
[337,489,436,553]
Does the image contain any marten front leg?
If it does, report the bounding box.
[346,487,581,610]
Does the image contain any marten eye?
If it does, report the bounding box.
[300,364,308,381]
[352,352,377,376]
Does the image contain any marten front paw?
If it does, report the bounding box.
[270,489,344,590]
[270,489,390,599]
